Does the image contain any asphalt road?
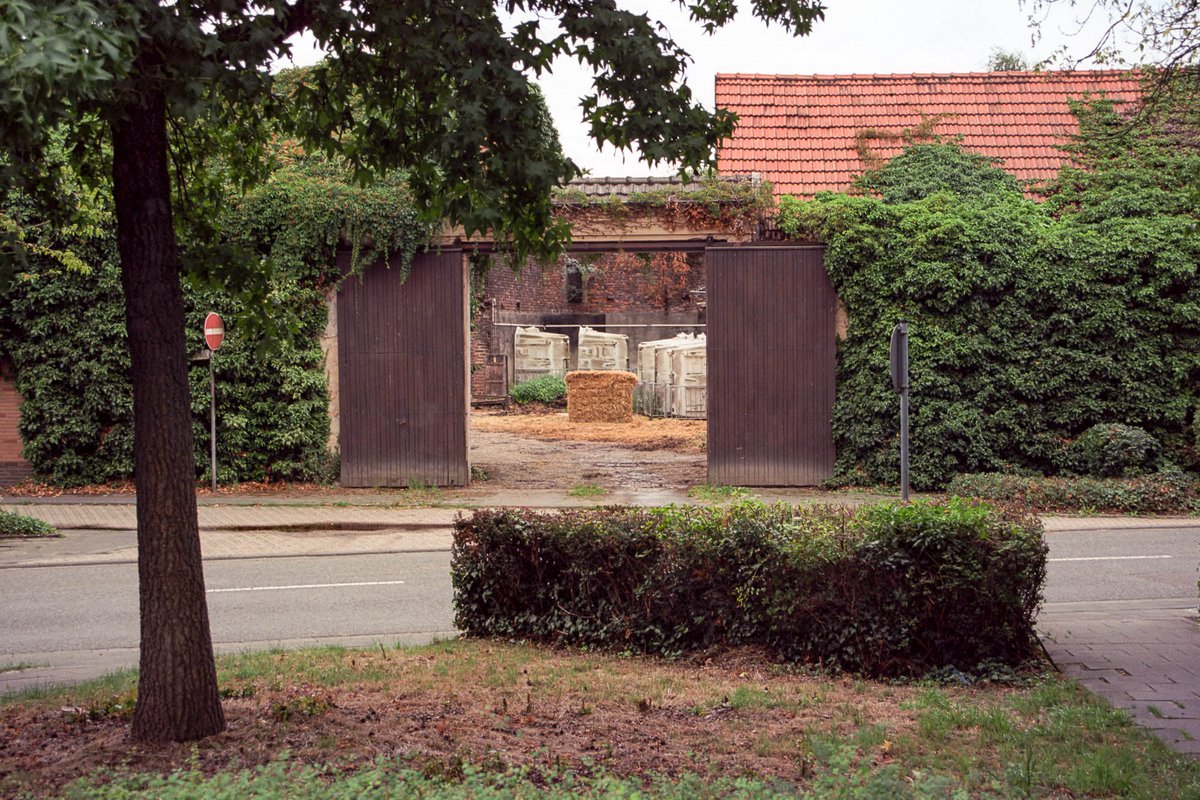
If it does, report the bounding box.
[2,523,1197,693]
[1043,525,1200,605]
[1,550,455,691]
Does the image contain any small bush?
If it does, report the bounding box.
[0,509,56,538]
[452,499,1046,678]
[947,471,1195,514]
[509,374,567,405]
[1064,424,1162,478]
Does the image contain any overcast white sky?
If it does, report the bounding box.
[281,1,1126,176]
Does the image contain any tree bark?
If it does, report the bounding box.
[111,81,226,742]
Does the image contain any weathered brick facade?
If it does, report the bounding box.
[0,362,30,487]
[471,251,708,398]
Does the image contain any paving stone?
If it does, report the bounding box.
[1040,605,1200,759]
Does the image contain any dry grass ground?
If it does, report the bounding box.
[3,640,1198,798]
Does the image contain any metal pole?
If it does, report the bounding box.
[900,390,909,502]
[209,351,217,493]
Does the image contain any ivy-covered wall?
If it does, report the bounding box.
[0,158,430,487]
[778,109,1200,490]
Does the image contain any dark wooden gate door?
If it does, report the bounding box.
[337,249,469,486]
[706,245,836,486]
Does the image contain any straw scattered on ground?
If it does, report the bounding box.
[472,409,705,452]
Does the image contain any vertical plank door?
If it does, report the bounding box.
[706,246,836,486]
[337,249,469,487]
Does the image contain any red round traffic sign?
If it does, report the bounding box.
[203,312,225,351]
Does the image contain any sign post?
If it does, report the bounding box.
[889,321,910,501]
[203,312,225,493]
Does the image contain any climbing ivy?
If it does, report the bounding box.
[0,156,432,486]
[778,111,1200,490]
[553,175,772,239]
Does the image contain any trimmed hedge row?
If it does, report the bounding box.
[947,472,1196,514]
[451,499,1047,678]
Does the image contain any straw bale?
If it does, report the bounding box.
[565,370,638,423]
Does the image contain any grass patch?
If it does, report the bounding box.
[3,641,1199,799]
[0,662,47,674]
[0,667,137,708]
[64,763,818,799]
[567,483,608,498]
[0,508,57,538]
[686,484,754,503]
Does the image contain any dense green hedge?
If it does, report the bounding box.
[0,159,429,486]
[452,499,1046,677]
[1,256,334,486]
[947,471,1196,514]
[779,109,1200,490]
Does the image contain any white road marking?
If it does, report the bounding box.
[207,580,405,594]
[1049,555,1172,563]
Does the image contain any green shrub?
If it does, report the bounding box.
[452,499,1046,677]
[0,157,429,487]
[853,142,1022,205]
[947,471,1195,514]
[0,509,55,538]
[1,259,334,486]
[1064,423,1162,478]
[776,110,1200,490]
[509,374,567,405]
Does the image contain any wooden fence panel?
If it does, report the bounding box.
[337,250,469,486]
[706,245,835,486]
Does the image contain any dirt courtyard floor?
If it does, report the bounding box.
[470,408,707,490]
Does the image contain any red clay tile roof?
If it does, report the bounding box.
[715,71,1144,197]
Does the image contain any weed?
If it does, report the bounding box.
[567,483,607,498]
[271,693,330,722]
[0,662,47,674]
[725,685,791,710]
[62,691,137,723]
[687,484,753,503]
[854,723,888,749]
[0,509,56,538]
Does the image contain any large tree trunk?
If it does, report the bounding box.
[111,83,226,742]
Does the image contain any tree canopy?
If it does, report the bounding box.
[0,0,829,744]
[1,0,827,266]
[1023,0,1200,118]
[987,47,1029,71]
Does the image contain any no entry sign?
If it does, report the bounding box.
[203,312,225,351]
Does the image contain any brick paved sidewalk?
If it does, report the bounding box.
[1039,599,1200,756]
[0,503,459,567]
[0,503,461,531]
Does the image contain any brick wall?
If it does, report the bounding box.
[0,363,30,487]
[472,252,708,398]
